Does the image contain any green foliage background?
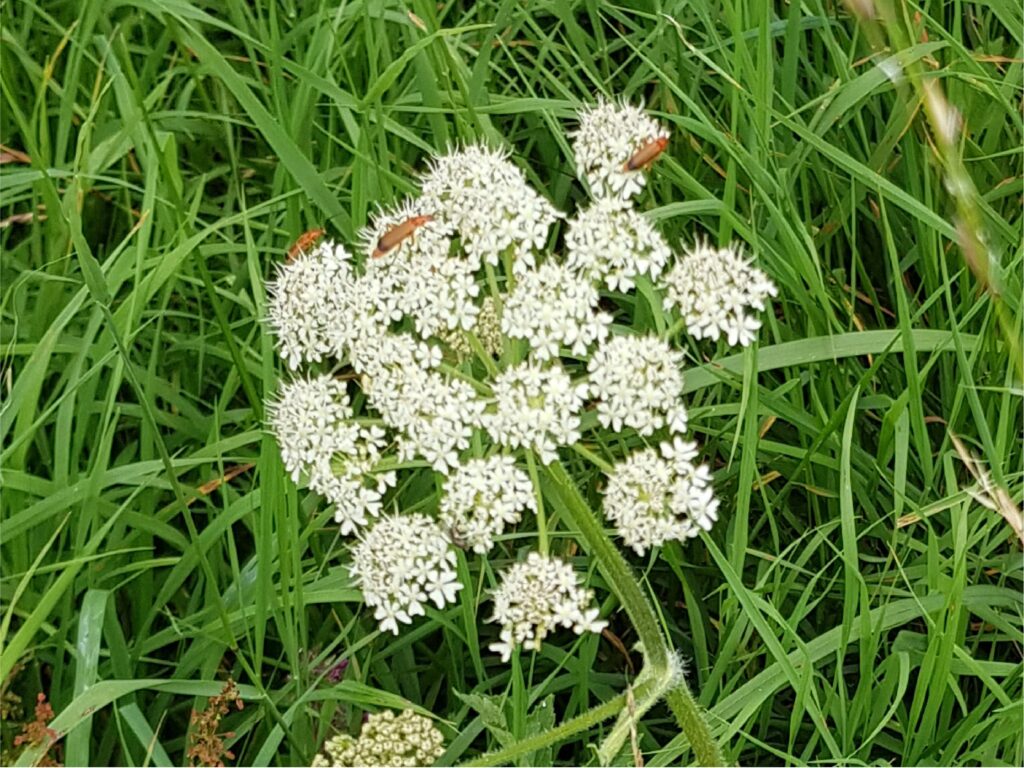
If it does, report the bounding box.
[1,0,1022,765]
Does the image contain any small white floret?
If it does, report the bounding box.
[483,361,585,464]
[351,513,463,635]
[603,437,720,554]
[662,240,777,347]
[488,552,606,661]
[439,455,537,553]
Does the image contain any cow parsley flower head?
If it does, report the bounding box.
[439,455,537,553]
[420,144,560,271]
[320,275,395,367]
[364,363,483,474]
[313,709,445,768]
[587,335,688,435]
[361,199,481,337]
[565,199,672,291]
[268,375,356,481]
[663,240,778,347]
[501,262,612,361]
[603,437,719,555]
[267,240,358,369]
[488,552,607,662]
[484,361,586,464]
[572,98,670,203]
[351,513,462,634]
[308,424,396,536]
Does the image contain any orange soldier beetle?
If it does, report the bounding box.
[623,136,669,172]
[287,228,326,261]
[371,214,434,258]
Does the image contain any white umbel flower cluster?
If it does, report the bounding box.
[361,199,481,337]
[565,200,671,291]
[364,363,484,474]
[268,375,356,482]
[420,144,560,270]
[484,361,585,464]
[268,241,358,370]
[602,437,719,555]
[323,286,389,369]
[572,98,670,203]
[348,329,441,380]
[268,375,395,534]
[312,710,445,768]
[586,335,688,435]
[501,262,612,360]
[488,552,607,662]
[439,455,537,553]
[663,240,778,346]
[266,100,779,661]
[351,514,462,634]
[309,424,395,535]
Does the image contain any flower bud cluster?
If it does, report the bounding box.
[440,296,502,359]
[313,709,444,767]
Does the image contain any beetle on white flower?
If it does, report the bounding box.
[571,97,670,203]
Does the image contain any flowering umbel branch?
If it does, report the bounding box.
[266,98,775,765]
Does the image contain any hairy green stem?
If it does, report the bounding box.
[570,442,614,473]
[457,675,661,767]
[596,662,678,765]
[542,460,725,766]
[437,363,493,396]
